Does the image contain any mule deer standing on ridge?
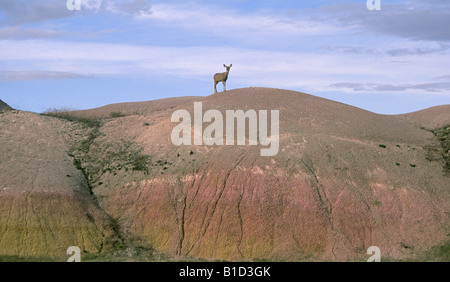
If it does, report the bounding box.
[214,64,232,94]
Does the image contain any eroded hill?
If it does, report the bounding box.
[1,88,449,261]
[0,110,124,260]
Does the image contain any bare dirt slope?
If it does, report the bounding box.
[397,105,450,130]
[1,88,449,261]
[0,110,122,259]
[69,96,202,119]
[75,87,449,261]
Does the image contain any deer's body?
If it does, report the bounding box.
[214,64,232,94]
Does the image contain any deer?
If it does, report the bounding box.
[214,64,232,94]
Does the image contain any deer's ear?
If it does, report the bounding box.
[230,64,232,67]
[223,64,226,67]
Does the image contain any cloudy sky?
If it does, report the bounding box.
[0,0,449,114]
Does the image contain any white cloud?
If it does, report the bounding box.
[329,82,450,93]
[318,1,450,42]
[83,0,104,10]
[0,0,152,26]
[136,3,341,38]
[104,0,152,16]
[0,71,90,81]
[0,26,63,39]
[0,0,72,25]
[1,39,449,97]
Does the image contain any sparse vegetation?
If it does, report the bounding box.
[419,240,450,262]
[78,127,100,153]
[109,111,126,118]
[0,99,13,113]
[43,108,100,128]
[423,144,441,161]
[131,154,151,172]
[87,141,152,179]
[431,124,450,173]
[73,158,83,170]
[379,144,386,148]
[43,109,102,156]
[400,242,412,250]
[373,200,382,206]
[43,109,153,187]
[0,255,57,262]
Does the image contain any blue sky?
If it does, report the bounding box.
[0,0,449,114]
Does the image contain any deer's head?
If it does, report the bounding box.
[223,64,232,71]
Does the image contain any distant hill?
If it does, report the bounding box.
[1,87,448,261]
[0,99,12,111]
[397,105,450,130]
[68,96,202,119]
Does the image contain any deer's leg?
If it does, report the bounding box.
[223,81,226,92]
[214,80,218,94]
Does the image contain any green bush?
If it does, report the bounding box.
[109,111,125,118]
[42,108,100,128]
